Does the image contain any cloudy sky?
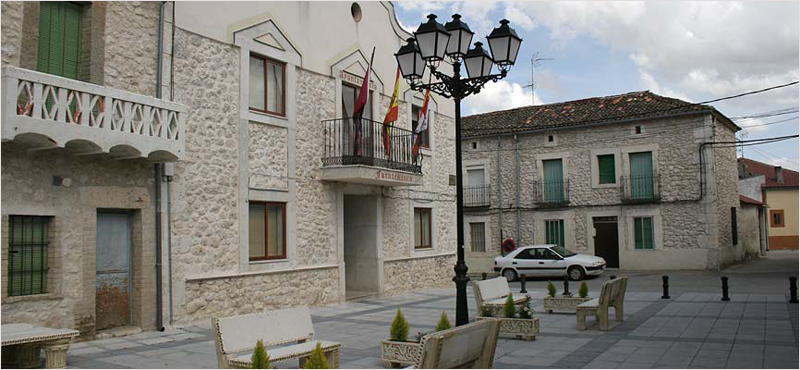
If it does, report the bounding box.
[394,1,800,170]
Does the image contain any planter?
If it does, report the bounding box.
[477,316,539,341]
[380,340,421,368]
[543,296,592,313]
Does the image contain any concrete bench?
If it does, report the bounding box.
[412,318,501,369]
[576,277,628,331]
[473,277,528,316]
[1,323,80,369]
[212,307,341,369]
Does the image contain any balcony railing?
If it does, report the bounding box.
[621,174,661,203]
[322,117,422,174]
[533,180,570,206]
[2,66,186,161]
[464,185,490,207]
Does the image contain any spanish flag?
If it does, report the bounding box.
[382,66,401,156]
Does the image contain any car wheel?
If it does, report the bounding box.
[568,266,585,281]
[503,269,518,282]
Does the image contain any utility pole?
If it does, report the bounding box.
[522,52,553,106]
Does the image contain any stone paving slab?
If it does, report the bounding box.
[58,285,799,369]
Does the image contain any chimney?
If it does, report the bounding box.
[775,166,784,184]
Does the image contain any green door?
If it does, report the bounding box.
[629,152,654,199]
[543,159,564,202]
[37,2,82,79]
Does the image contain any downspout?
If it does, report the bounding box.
[168,1,176,326]
[153,0,166,332]
[497,135,504,255]
[515,135,521,244]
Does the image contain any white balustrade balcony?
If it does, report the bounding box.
[2,66,187,161]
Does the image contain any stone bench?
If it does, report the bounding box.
[412,318,501,369]
[576,276,628,331]
[1,323,80,369]
[473,277,528,316]
[212,307,341,368]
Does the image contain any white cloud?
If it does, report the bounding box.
[464,80,543,115]
[638,71,692,102]
[735,118,770,133]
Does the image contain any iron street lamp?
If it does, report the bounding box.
[396,14,522,326]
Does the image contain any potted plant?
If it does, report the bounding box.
[380,308,421,368]
[251,340,272,369]
[302,343,330,369]
[543,280,592,313]
[477,296,539,341]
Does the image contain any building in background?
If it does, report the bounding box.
[738,158,799,250]
[461,91,743,274]
[2,1,456,337]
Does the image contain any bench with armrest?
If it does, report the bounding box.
[412,318,501,369]
[473,277,528,316]
[212,307,341,369]
[576,277,628,331]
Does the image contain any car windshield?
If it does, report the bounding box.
[550,245,576,257]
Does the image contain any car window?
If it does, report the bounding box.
[540,249,561,260]
[514,249,536,260]
[551,245,576,257]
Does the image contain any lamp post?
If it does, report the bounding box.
[396,14,522,326]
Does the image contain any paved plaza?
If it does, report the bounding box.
[63,252,798,369]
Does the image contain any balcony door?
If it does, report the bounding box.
[342,84,373,158]
[37,2,83,79]
[543,159,564,203]
[629,152,654,199]
[467,168,487,206]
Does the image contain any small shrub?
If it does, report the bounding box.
[503,295,517,318]
[250,340,271,369]
[435,311,452,332]
[301,342,330,369]
[579,281,589,298]
[479,305,494,317]
[547,281,556,297]
[390,308,410,342]
[518,297,533,319]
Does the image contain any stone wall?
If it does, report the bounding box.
[103,1,160,96]
[463,112,741,270]
[1,1,23,67]
[249,123,288,191]
[383,255,457,295]
[713,120,744,267]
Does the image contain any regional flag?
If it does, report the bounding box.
[353,47,375,156]
[411,89,431,162]
[382,66,401,156]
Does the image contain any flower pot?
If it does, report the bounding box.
[477,316,539,341]
[543,296,592,313]
[380,340,421,368]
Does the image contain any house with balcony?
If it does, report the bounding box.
[461,91,743,272]
[2,1,456,337]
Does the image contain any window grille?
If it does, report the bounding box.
[7,216,51,296]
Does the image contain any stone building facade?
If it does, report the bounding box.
[2,1,456,336]
[460,91,743,273]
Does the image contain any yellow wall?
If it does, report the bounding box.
[767,188,798,236]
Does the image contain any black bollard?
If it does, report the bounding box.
[661,275,670,299]
[520,274,528,294]
[790,277,798,303]
[482,272,488,281]
[610,275,616,280]
[721,276,730,301]
[563,274,571,296]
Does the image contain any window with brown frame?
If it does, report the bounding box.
[248,202,286,261]
[414,207,432,249]
[770,209,785,228]
[248,54,285,116]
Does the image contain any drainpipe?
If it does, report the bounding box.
[515,135,521,244]
[153,1,166,332]
[497,135,504,255]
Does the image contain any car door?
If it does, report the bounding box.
[535,247,566,277]
[511,248,539,275]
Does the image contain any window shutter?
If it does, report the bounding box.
[598,154,615,184]
[634,217,643,249]
[62,2,83,79]
[37,2,82,79]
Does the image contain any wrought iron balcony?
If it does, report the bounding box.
[1,66,186,161]
[321,117,423,186]
[533,179,570,206]
[464,185,490,207]
[621,174,661,203]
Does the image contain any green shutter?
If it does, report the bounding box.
[545,220,565,248]
[629,152,654,199]
[598,154,615,184]
[634,217,653,250]
[8,216,49,296]
[543,159,564,202]
[37,2,82,79]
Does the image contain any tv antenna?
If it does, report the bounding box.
[738,131,748,157]
[522,52,553,106]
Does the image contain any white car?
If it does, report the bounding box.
[493,244,606,281]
